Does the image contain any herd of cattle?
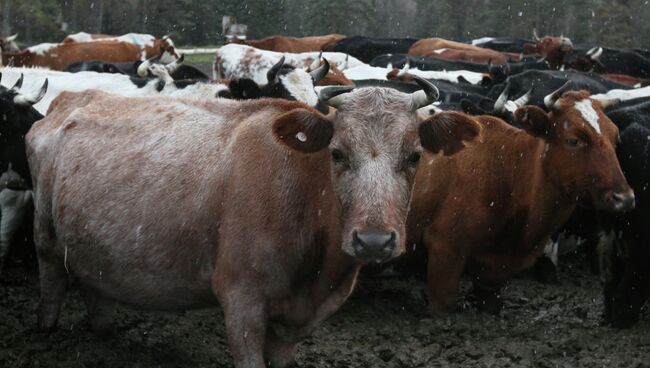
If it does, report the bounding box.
[1,29,650,367]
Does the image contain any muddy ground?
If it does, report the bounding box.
[1,252,648,368]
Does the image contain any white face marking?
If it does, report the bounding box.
[279,69,318,107]
[574,99,601,134]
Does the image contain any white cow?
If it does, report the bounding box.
[214,43,363,83]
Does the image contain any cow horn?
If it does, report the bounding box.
[10,73,24,91]
[533,28,540,41]
[512,84,534,109]
[494,83,511,113]
[14,78,48,107]
[0,72,2,85]
[319,85,355,109]
[267,56,286,85]
[397,60,410,77]
[410,75,440,110]
[544,81,571,110]
[589,47,603,61]
[310,58,330,81]
[137,56,156,77]
[341,54,349,70]
[165,53,184,74]
[308,51,322,71]
[4,33,17,42]
[597,97,620,109]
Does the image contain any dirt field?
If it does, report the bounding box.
[1,252,648,368]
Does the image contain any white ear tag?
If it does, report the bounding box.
[296,132,307,142]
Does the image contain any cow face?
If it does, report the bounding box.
[0,74,46,137]
[155,36,180,64]
[313,80,478,263]
[514,90,634,213]
[229,56,331,113]
[0,34,19,52]
[524,34,572,68]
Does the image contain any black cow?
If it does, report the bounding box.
[0,74,47,187]
[370,53,488,73]
[486,70,629,107]
[487,57,551,84]
[65,60,125,74]
[566,46,650,78]
[228,56,331,113]
[600,120,650,328]
[323,36,420,63]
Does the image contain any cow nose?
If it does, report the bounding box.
[352,230,396,262]
[606,189,636,212]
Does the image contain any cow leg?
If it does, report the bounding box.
[471,280,504,315]
[0,190,30,273]
[265,330,298,368]
[81,286,116,335]
[426,244,466,312]
[220,289,268,368]
[36,256,68,331]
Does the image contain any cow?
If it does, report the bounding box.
[26,77,479,368]
[231,34,346,53]
[0,164,33,273]
[0,68,229,115]
[65,60,125,74]
[522,30,573,69]
[227,56,332,113]
[321,36,420,63]
[566,45,650,78]
[2,41,150,71]
[0,74,46,273]
[599,121,650,328]
[420,48,520,65]
[0,34,19,52]
[408,38,487,56]
[0,73,48,185]
[407,86,633,314]
[370,53,488,73]
[213,43,362,83]
[62,32,179,63]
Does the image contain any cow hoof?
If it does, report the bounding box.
[469,286,503,315]
[534,256,559,284]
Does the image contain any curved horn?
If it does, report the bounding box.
[137,56,157,77]
[589,47,603,61]
[267,56,286,85]
[494,83,511,113]
[5,33,17,42]
[10,73,24,91]
[14,78,48,107]
[310,58,330,81]
[318,85,355,109]
[165,53,185,74]
[533,28,540,41]
[397,60,410,77]
[410,75,440,110]
[543,81,571,110]
[308,52,321,71]
[512,84,534,109]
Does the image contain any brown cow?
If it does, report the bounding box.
[232,34,346,53]
[2,41,146,70]
[306,57,354,86]
[26,80,478,367]
[408,37,519,64]
[407,87,634,315]
[61,32,179,62]
[523,30,573,68]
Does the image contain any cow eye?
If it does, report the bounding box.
[565,138,583,148]
[407,152,421,166]
[331,148,346,163]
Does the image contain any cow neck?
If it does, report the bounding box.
[508,131,576,244]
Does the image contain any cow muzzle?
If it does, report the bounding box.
[350,229,397,263]
[602,189,636,213]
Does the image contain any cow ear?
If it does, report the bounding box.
[419,111,480,156]
[514,105,551,138]
[273,108,333,153]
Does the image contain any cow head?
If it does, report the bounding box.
[524,30,573,68]
[0,74,47,136]
[0,34,18,52]
[229,56,332,113]
[307,55,354,86]
[274,77,479,263]
[155,35,180,64]
[513,83,633,213]
[564,47,607,73]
